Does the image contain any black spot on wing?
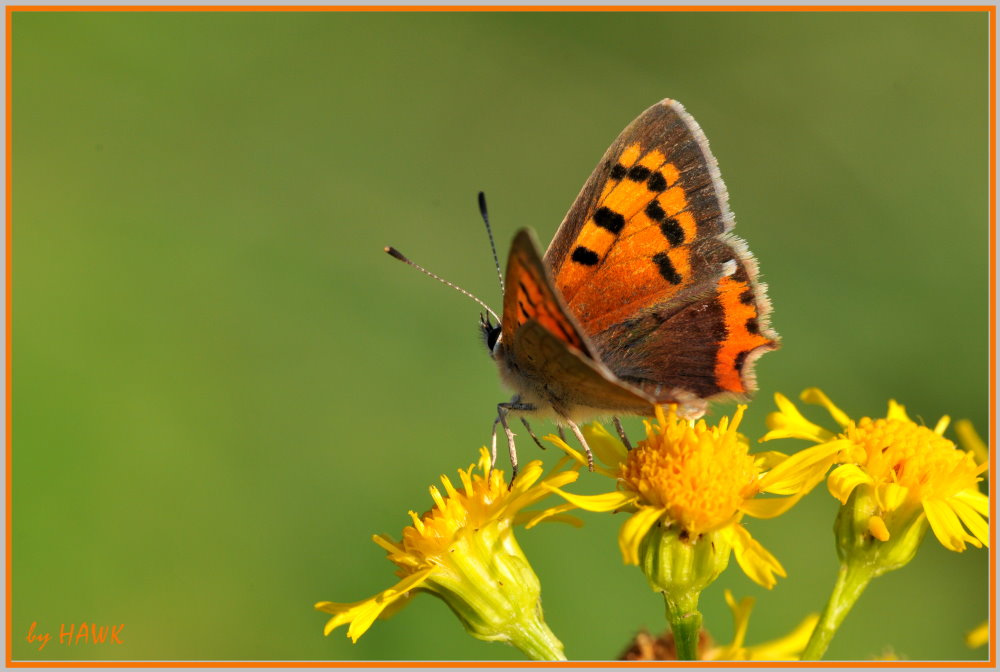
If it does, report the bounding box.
[571,246,599,266]
[652,252,682,284]
[660,218,684,246]
[645,201,684,245]
[647,171,667,192]
[645,200,665,222]
[594,207,626,234]
[627,165,651,181]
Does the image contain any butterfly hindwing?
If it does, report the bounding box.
[544,99,778,403]
[512,319,655,416]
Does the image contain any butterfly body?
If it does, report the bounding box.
[484,99,779,472]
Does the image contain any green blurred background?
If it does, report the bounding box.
[13,9,989,662]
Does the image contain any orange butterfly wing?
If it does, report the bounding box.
[544,99,778,403]
[502,229,590,356]
[500,230,655,415]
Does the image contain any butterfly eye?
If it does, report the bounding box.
[486,325,502,351]
[480,314,502,352]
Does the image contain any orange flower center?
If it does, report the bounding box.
[395,465,508,565]
[619,408,759,535]
[843,417,980,500]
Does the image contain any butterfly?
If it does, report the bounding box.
[389,99,778,480]
[477,99,778,477]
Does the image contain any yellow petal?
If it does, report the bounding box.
[754,450,790,470]
[955,419,989,467]
[728,523,786,589]
[316,567,435,640]
[520,511,585,528]
[545,485,635,513]
[740,494,802,519]
[876,481,908,512]
[965,621,989,648]
[618,506,664,565]
[759,426,804,442]
[507,462,578,514]
[475,446,492,474]
[374,588,419,623]
[757,440,845,494]
[517,502,584,529]
[827,464,873,504]
[371,533,403,554]
[761,393,834,443]
[954,488,990,516]
[544,433,585,462]
[725,590,754,650]
[949,497,990,548]
[924,499,977,552]
[868,515,890,541]
[544,433,617,478]
[507,459,547,500]
[886,399,911,422]
[583,422,628,469]
[744,613,821,661]
[933,415,951,436]
[800,387,852,427]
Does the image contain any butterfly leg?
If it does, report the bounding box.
[490,416,501,474]
[612,416,633,450]
[557,426,567,441]
[564,420,595,472]
[520,418,546,450]
[495,400,537,484]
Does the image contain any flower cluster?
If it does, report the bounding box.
[316,389,988,661]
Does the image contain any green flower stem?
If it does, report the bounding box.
[507,616,567,661]
[800,561,876,660]
[663,591,702,661]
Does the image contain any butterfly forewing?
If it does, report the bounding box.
[502,229,592,358]
[544,99,778,402]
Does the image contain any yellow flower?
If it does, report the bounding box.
[965,621,989,648]
[763,388,989,554]
[315,448,579,660]
[765,388,990,661]
[702,590,820,661]
[545,405,833,589]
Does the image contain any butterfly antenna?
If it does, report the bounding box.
[385,246,501,323]
[478,191,505,293]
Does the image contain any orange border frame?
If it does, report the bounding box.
[0,4,994,9]
[3,4,996,668]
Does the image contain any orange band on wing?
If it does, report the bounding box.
[556,139,696,330]
[557,143,686,306]
[714,276,774,393]
[618,142,642,167]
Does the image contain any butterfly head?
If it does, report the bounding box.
[480,312,502,353]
